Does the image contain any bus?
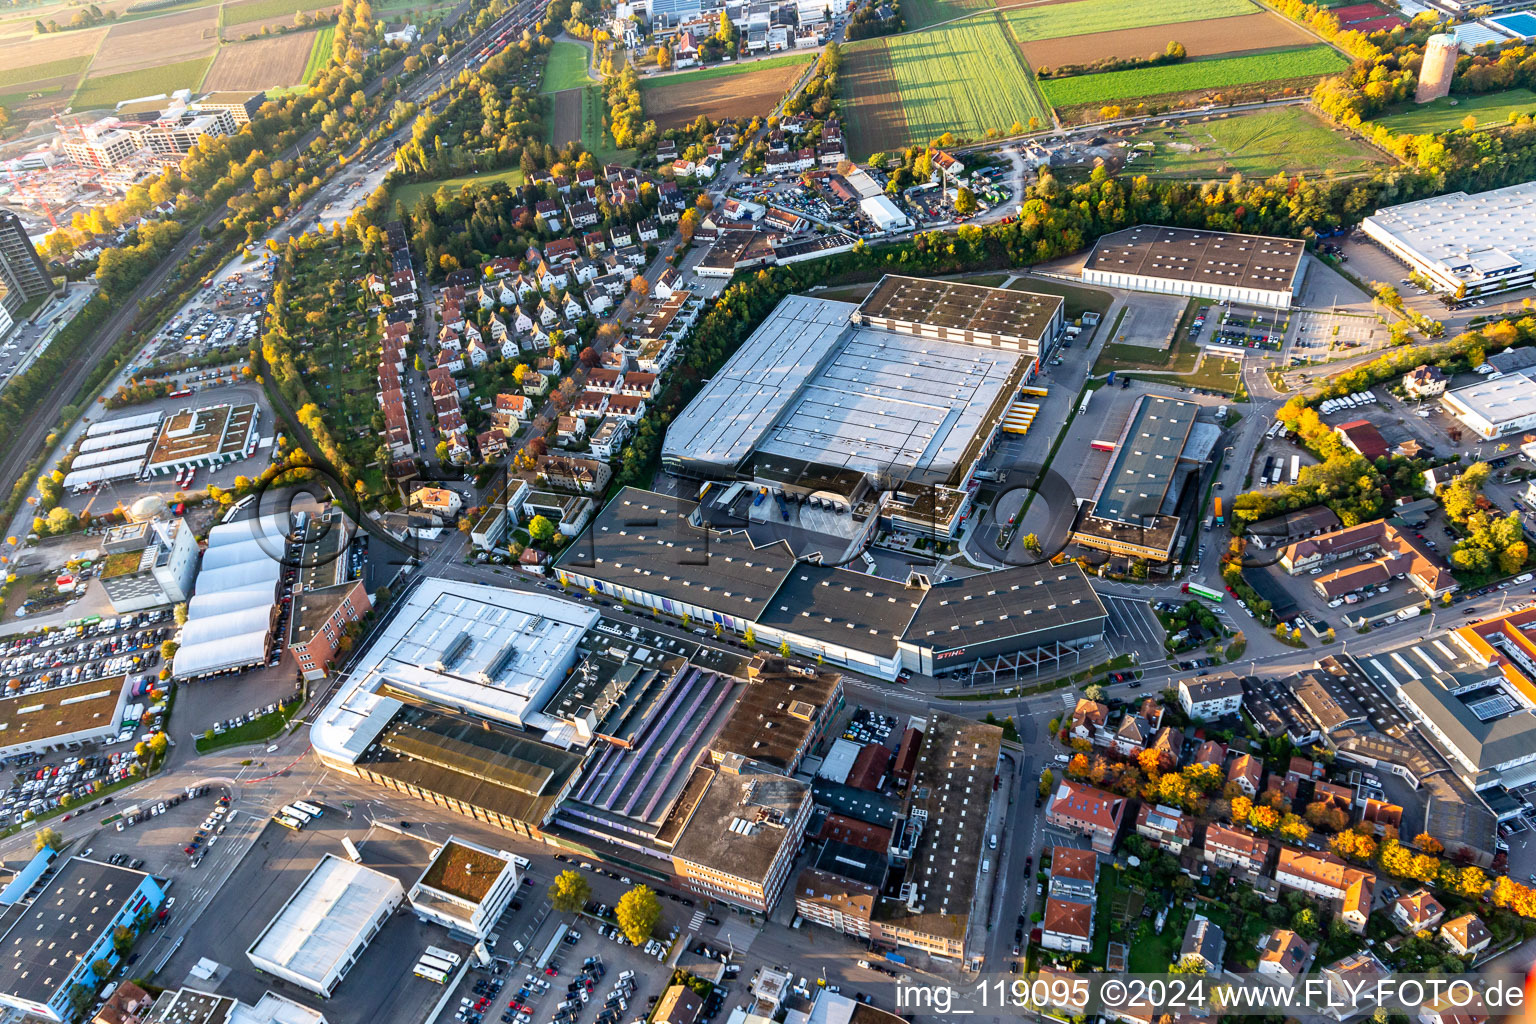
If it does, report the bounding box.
[424,946,462,966]
[1183,582,1225,603]
[413,964,449,984]
[1290,455,1301,485]
[278,804,312,824]
[292,800,323,818]
[273,813,305,831]
[417,954,455,974]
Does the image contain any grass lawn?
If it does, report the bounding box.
[1125,107,1385,178]
[222,0,339,28]
[874,15,1050,143]
[72,57,215,110]
[1007,276,1114,319]
[1094,301,1202,374]
[0,55,91,90]
[541,40,593,93]
[1374,87,1536,135]
[1002,0,1256,41]
[303,25,335,83]
[1129,354,1245,394]
[194,697,303,753]
[638,52,812,89]
[1039,45,1348,108]
[392,166,526,208]
[902,0,994,29]
[1125,921,1180,972]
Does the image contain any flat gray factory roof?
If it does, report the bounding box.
[1443,374,1536,429]
[1085,225,1304,293]
[1362,183,1536,280]
[854,275,1061,347]
[554,488,796,621]
[755,566,924,650]
[1091,394,1199,524]
[902,563,1105,651]
[661,294,855,472]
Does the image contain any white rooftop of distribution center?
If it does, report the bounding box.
[172,513,284,678]
[310,578,599,765]
[1363,182,1536,281]
[663,293,1020,483]
[1443,373,1536,431]
[246,854,403,988]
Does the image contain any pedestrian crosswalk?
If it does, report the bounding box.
[1061,693,1078,708]
[687,910,706,932]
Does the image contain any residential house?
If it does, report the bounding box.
[1180,915,1225,973]
[584,230,608,256]
[1321,952,1391,1021]
[1227,753,1263,796]
[1341,873,1373,934]
[535,200,563,231]
[1046,780,1124,854]
[655,267,681,299]
[1275,848,1375,905]
[1047,847,1097,898]
[611,223,634,247]
[588,418,629,461]
[1255,928,1313,981]
[619,372,657,398]
[1392,889,1446,934]
[605,394,646,422]
[1194,740,1227,767]
[568,202,600,229]
[574,390,609,418]
[1202,823,1272,875]
[465,339,490,367]
[638,218,660,242]
[1136,804,1194,854]
[478,430,508,461]
[1439,914,1491,957]
[1179,674,1245,719]
[536,455,612,494]
[557,416,587,445]
[563,294,585,321]
[436,348,464,374]
[1109,701,1162,756]
[1404,365,1447,398]
[584,287,613,315]
[586,369,623,394]
[1041,895,1093,954]
[1069,698,1108,742]
[492,394,529,434]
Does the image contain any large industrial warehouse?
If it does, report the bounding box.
[661,275,1064,537]
[1361,182,1536,296]
[1081,225,1306,308]
[1441,372,1536,440]
[552,487,1107,680]
[173,513,287,680]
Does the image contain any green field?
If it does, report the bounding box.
[541,40,593,93]
[0,55,90,90]
[901,0,995,30]
[579,84,635,164]
[1125,107,1385,177]
[1002,0,1256,41]
[1374,87,1536,135]
[0,86,62,108]
[637,52,812,90]
[72,56,215,111]
[393,166,526,208]
[303,24,335,83]
[222,0,338,28]
[1039,45,1348,108]
[881,16,1051,142]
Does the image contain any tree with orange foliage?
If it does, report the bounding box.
[1088,757,1109,785]
[1137,747,1165,779]
[1248,805,1280,834]
[1329,830,1376,862]
[1066,753,1090,780]
[1230,795,1254,824]
[1413,833,1443,856]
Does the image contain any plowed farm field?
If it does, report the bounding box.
[1020,12,1317,68]
[203,29,315,89]
[89,6,218,76]
[641,58,809,130]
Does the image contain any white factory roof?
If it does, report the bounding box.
[310,579,600,766]
[663,294,855,471]
[662,293,1019,484]
[1443,373,1536,431]
[247,854,403,987]
[173,512,284,678]
[84,410,164,437]
[1454,23,1507,49]
[1363,182,1536,283]
[817,737,862,783]
[62,460,143,490]
[860,194,911,231]
[71,442,151,470]
[78,426,159,452]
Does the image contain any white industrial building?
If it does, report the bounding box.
[172,514,286,679]
[407,837,522,941]
[62,410,165,492]
[246,854,404,997]
[99,517,199,613]
[860,194,910,233]
[1361,182,1536,296]
[1082,225,1305,308]
[1442,373,1536,440]
[310,578,600,772]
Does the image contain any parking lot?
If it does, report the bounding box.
[1099,594,1164,648]
[1287,309,1385,363]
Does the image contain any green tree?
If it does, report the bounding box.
[90,958,111,979]
[953,186,977,217]
[111,926,134,955]
[528,514,556,544]
[1038,768,1054,797]
[173,602,188,626]
[548,870,591,914]
[148,732,168,759]
[161,639,179,661]
[615,885,662,946]
[778,641,791,657]
[33,827,62,852]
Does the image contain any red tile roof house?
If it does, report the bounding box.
[1201,823,1272,875]
[1392,889,1445,934]
[1042,894,1094,953]
[1439,914,1491,957]
[1046,780,1125,853]
[1335,419,1389,460]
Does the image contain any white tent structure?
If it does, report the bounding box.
[173,512,287,679]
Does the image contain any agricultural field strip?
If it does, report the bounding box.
[222,0,337,28]
[72,55,214,110]
[0,55,91,90]
[1038,45,1347,107]
[540,40,592,94]
[883,15,1049,141]
[1001,0,1258,41]
[637,52,812,90]
[1373,87,1536,134]
[303,24,335,83]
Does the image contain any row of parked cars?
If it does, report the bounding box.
[0,612,172,698]
[6,750,140,826]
